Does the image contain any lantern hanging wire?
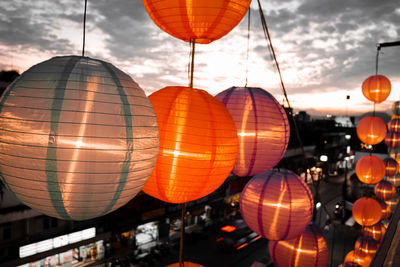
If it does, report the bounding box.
[244,8,251,88]
[82,0,88,57]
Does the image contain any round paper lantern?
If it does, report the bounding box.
[269,224,329,267]
[386,174,400,187]
[344,250,372,267]
[375,180,397,201]
[361,74,391,103]
[0,56,159,220]
[362,222,387,242]
[142,86,238,203]
[379,200,392,220]
[384,131,400,148]
[215,87,290,177]
[339,263,362,267]
[355,156,385,184]
[356,116,387,145]
[383,157,399,176]
[352,197,382,226]
[354,236,379,256]
[388,118,400,133]
[240,169,313,240]
[393,101,400,116]
[166,262,204,267]
[143,0,252,44]
[385,195,399,211]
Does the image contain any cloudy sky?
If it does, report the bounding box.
[0,0,399,116]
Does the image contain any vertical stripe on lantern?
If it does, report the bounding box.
[178,0,196,39]
[100,61,133,216]
[256,171,274,237]
[203,1,230,38]
[46,56,80,220]
[247,88,258,176]
[282,172,293,240]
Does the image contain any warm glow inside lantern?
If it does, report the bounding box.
[269,224,329,267]
[361,74,391,103]
[362,222,386,242]
[383,157,399,177]
[166,262,204,267]
[385,196,399,212]
[142,86,238,203]
[215,87,290,177]
[344,250,372,267]
[354,236,379,256]
[352,197,382,226]
[356,116,387,145]
[386,174,400,187]
[384,131,400,148]
[379,200,392,220]
[388,118,400,132]
[240,169,313,240]
[142,0,252,44]
[355,156,385,184]
[375,180,397,201]
[0,56,159,220]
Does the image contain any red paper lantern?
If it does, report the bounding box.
[362,222,387,242]
[375,180,397,201]
[354,236,379,256]
[383,157,399,176]
[379,200,392,220]
[344,250,372,267]
[361,75,391,103]
[269,224,329,267]
[388,118,400,132]
[356,116,387,145]
[355,156,385,184]
[166,262,204,267]
[240,169,313,240]
[215,87,290,177]
[142,86,238,203]
[352,197,382,226]
[386,174,400,187]
[385,131,400,148]
[143,0,252,44]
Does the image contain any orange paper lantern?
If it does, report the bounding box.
[166,262,204,267]
[215,87,290,177]
[352,197,382,226]
[355,156,385,184]
[385,195,399,211]
[142,86,238,203]
[339,263,362,267]
[388,118,400,132]
[354,236,379,256]
[269,224,329,267]
[375,180,397,201]
[384,131,400,148]
[143,0,252,44]
[383,157,399,176]
[344,250,372,267]
[362,222,386,242]
[356,116,387,145]
[379,200,392,220]
[240,169,313,240]
[361,74,391,103]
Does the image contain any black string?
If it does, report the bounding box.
[375,46,380,75]
[187,39,196,88]
[244,8,251,87]
[82,0,88,57]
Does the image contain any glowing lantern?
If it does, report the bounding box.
[240,169,313,240]
[393,101,400,116]
[355,156,385,184]
[386,174,400,187]
[352,197,382,226]
[344,250,372,267]
[143,0,252,44]
[385,195,399,211]
[356,116,387,145]
[354,236,379,256]
[338,263,362,267]
[361,74,391,103]
[215,87,290,177]
[0,56,159,220]
[269,224,329,267]
[142,86,238,203]
[388,118,400,132]
[383,157,399,176]
[374,180,397,201]
[166,262,204,267]
[384,131,400,148]
[379,200,392,220]
[362,222,387,242]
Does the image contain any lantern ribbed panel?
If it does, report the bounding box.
[362,223,386,242]
[386,174,400,187]
[388,118,400,133]
[379,200,392,220]
[374,180,396,201]
[352,197,382,226]
[354,236,379,256]
[215,87,290,177]
[384,131,400,148]
[269,224,329,267]
[383,157,399,176]
[142,0,251,44]
[385,196,399,211]
[361,75,391,103]
[339,263,362,267]
[240,169,313,240]
[356,116,386,145]
[344,250,372,267]
[166,262,204,267]
[394,101,400,116]
[355,156,385,184]
[142,86,238,203]
[0,56,159,220]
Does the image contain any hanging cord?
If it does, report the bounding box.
[179,203,186,267]
[256,0,334,221]
[188,39,196,88]
[82,0,88,57]
[244,8,251,87]
[375,46,381,75]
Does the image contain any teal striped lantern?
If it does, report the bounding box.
[0,56,159,220]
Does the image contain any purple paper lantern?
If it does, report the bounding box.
[388,118,400,133]
[215,87,289,177]
[240,169,313,240]
[385,131,400,148]
[383,157,399,177]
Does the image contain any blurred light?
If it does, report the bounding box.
[316,202,322,209]
[320,155,328,162]
[345,134,351,140]
[216,237,223,242]
[221,225,237,232]
[346,146,351,154]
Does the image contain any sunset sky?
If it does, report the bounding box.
[0,0,399,116]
